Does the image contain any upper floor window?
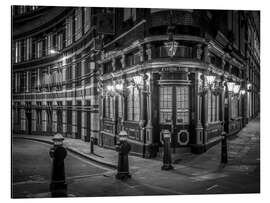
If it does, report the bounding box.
[84,7,92,33]
[65,16,73,47]
[125,51,140,67]
[15,41,21,63]
[150,9,166,13]
[123,8,136,22]
[75,8,83,41]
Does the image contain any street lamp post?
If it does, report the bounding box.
[221,80,236,164]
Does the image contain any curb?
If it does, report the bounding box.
[13,136,117,169]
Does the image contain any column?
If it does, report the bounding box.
[62,100,67,136]
[42,100,47,133]
[72,57,77,138]
[32,101,37,132]
[202,76,208,144]
[195,72,203,145]
[91,61,99,140]
[52,100,57,133]
[139,88,145,141]
[81,57,87,141]
[145,73,153,144]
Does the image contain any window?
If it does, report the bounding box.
[175,46,193,58]
[66,101,72,133]
[207,91,220,122]
[231,96,239,119]
[14,102,21,125]
[123,8,136,22]
[118,95,122,118]
[127,86,140,121]
[66,58,73,89]
[125,51,140,67]
[150,9,165,13]
[31,39,37,59]
[31,71,37,92]
[19,72,26,92]
[37,40,43,58]
[56,32,63,51]
[84,57,91,84]
[104,96,114,119]
[176,86,189,124]
[159,86,172,124]
[75,8,83,41]
[47,33,53,53]
[42,37,47,56]
[84,7,91,33]
[26,38,32,61]
[20,39,27,61]
[36,102,42,129]
[75,62,82,87]
[15,41,21,63]
[65,16,73,46]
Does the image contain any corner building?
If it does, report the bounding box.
[12,7,260,158]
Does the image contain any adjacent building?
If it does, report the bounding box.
[12,6,260,158]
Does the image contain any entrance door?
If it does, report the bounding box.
[159,85,190,150]
[26,112,32,135]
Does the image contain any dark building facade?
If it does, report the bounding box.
[12,6,260,158]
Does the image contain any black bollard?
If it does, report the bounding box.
[221,131,228,164]
[161,130,174,170]
[115,131,131,180]
[90,137,94,154]
[49,134,67,197]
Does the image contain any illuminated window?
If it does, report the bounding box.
[207,91,220,122]
[127,86,140,121]
[159,86,172,124]
[118,95,122,118]
[105,96,114,119]
[84,7,91,33]
[176,86,189,124]
[75,8,83,41]
[65,16,73,46]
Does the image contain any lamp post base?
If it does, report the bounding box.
[115,172,131,180]
[50,181,67,197]
[161,164,174,170]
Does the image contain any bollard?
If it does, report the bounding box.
[90,137,94,154]
[49,133,67,197]
[115,130,131,180]
[221,131,228,164]
[161,130,174,170]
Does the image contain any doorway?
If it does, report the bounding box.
[159,85,190,150]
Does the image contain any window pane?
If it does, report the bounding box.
[159,86,172,124]
[127,87,133,120]
[134,87,140,121]
[176,86,189,124]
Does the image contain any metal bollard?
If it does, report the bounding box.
[115,130,131,180]
[49,133,67,197]
[221,131,228,164]
[90,137,94,154]
[161,130,174,170]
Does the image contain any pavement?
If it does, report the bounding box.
[12,116,260,195]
